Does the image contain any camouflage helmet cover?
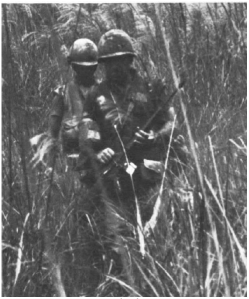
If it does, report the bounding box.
[68,38,98,66]
[98,29,136,61]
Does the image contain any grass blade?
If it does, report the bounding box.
[144,115,176,237]
[106,275,142,297]
[204,177,247,268]
[13,213,30,291]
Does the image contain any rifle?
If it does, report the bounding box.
[102,80,185,176]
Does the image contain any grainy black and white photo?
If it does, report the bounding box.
[2,3,247,297]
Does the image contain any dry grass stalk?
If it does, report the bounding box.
[143,114,177,237]
[204,177,247,268]
[13,213,30,292]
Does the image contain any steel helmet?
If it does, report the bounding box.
[98,29,136,62]
[68,38,98,66]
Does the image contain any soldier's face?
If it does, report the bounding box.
[72,64,97,86]
[104,56,133,85]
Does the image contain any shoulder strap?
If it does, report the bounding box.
[64,81,85,120]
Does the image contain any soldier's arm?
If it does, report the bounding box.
[155,106,189,167]
[154,106,181,142]
[142,79,181,144]
[135,105,180,147]
[81,93,116,164]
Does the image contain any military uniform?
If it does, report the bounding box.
[84,69,187,171]
[80,67,188,287]
[82,68,188,220]
[47,38,102,296]
[49,38,99,156]
[79,29,189,290]
[50,79,98,154]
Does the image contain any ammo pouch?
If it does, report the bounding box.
[61,118,101,154]
[139,159,164,183]
[79,118,101,145]
[61,118,80,154]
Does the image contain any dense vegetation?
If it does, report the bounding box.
[2,3,247,297]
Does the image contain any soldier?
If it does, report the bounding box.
[81,29,188,290]
[47,39,103,296]
[48,38,99,158]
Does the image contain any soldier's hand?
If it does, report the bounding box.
[96,148,115,164]
[135,129,156,146]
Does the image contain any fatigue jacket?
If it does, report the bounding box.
[50,80,93,129]
[83,70,181,165]
[49,79,97,153]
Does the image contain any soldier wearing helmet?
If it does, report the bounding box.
[47,39,104,296]
[81,29,188,288]
[48,38,100,155]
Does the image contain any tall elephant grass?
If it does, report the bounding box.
[2,95,246,297]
